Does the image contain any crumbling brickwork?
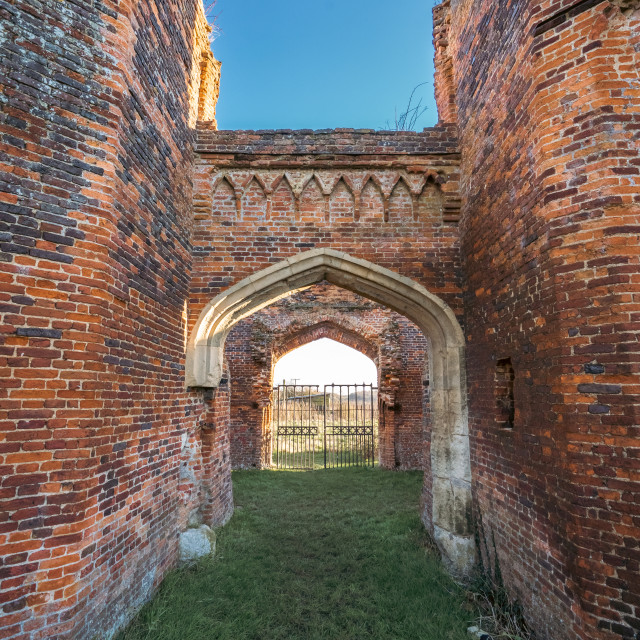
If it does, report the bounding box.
[191,127,463,321]
[436,1,640,638]
[0,1,228,639]
[224,283,429,471]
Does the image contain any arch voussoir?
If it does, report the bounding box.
[273,320,379,363]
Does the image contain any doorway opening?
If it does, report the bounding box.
[224,287,429,473]
[271,338,379,469]
[188,249,475,577]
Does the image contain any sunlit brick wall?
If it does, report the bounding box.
[0,1,225,638]
[435,0,640,637]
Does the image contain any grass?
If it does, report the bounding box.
[119,468,472,640]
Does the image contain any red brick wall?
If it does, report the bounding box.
[191,128,463,323]
[7,0,636,637]
[224,283,429,471]
[0,2,229,638]
[437,1,640,638]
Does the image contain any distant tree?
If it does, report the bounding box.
[385,82,430,131]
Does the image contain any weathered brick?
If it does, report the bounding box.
[1,1,639,640]
[0,0,220,638]
[438,0,640,638]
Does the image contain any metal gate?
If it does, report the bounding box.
[272,383,378,469]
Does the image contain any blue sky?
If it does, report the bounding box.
[210,0,439,131]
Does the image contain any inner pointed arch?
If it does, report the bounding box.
[273,320,379,364]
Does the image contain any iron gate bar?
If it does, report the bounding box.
[323,388,327,469]
[272,383,378,470]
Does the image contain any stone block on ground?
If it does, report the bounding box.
[179,525,217,564]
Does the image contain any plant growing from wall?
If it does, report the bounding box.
[385,82,430,131]
[204,0,220,40]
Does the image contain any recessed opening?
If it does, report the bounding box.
[222,280,432,473]
[272,338,379,470]
[495,357,515,430]
[273,337,377,387]
[188,249,473,580]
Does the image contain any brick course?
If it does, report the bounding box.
[0,1,227,638]
[196,126,460,156]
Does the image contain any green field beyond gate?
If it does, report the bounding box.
[119,469,471,640]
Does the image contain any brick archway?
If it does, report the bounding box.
[187,248,474,578]
[273,320,379,364]
[225,291,429,471]
[227,318,383,470]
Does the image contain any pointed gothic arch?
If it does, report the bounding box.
[272,320,379,364]
[186,248,475,578]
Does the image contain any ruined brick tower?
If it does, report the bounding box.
[0,1,638,639]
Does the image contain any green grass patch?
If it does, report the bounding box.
[119,468,471,640]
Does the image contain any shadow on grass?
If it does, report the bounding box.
[118,468,471,640]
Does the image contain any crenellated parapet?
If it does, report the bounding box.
[196,124,459,154]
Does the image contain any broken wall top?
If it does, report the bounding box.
[196,125,460,157]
